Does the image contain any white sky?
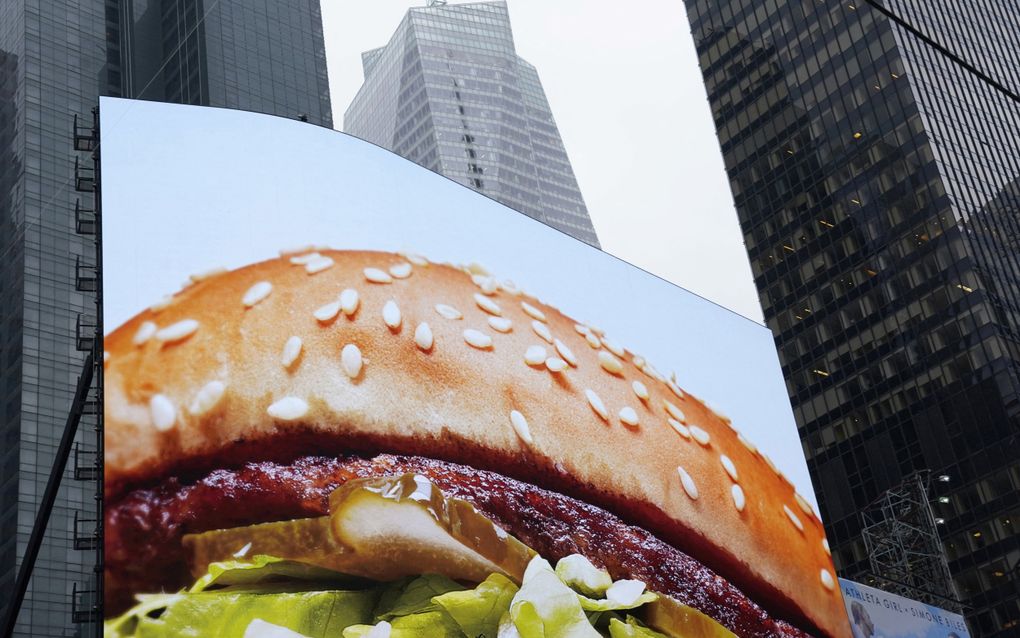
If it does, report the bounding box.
[320,0,765,324]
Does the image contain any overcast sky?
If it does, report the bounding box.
[320,0,765,324]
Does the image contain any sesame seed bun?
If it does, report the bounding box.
[103,249,848,638]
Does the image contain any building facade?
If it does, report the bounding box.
[344,1,600,247]
[0,1,330,635]
[683,1,1020,634]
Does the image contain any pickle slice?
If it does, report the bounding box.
[327,473,536,584]
[184,516,348,578]
[640,596,738,638]
[185,474,535,586]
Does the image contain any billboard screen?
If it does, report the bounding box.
[99,97,850,638]
[839,579,970,638]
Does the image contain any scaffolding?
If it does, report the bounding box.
[861,470,964,613]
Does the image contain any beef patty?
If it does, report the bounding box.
[105,454,812,637]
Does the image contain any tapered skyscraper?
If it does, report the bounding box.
[344,1,600,248]
[683,1,1019,634]
[0,1,329,635]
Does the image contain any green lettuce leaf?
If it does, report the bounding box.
[373,574,463,620]
[508,556,601,638]
[106,589,377,637]
[554,555,613,597]
[578,580,657,612]
[432,573,519,636]
[190,554,362,593]
[607,616,670,638]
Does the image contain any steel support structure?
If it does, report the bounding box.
[861,470,964,613]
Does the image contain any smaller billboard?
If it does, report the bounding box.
[839,579,969,638]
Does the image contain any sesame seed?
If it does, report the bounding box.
[149,296,173,312]
[668,418,690,439]
[501,280,521,295]
[305,256,334,274]
[738,432,758,454]
[488,316,512,333]
[822,539,831,556]
[149,394,176,431]
[531,320,553,344]
[435,304,462,320]
[474,293,502,316]
[364,267,392,283]
[340,288,359,316]
[795,492,815,518]
[689,425,711,446]
[465,262,490,276]
[190,266,227,283]
[103,352,110,363]
[155,319,199,344]
[402,253,428,266]
[463,329,493,349]
[585,333,601,349]
[763,454,781,476]
[667,380,685,400]
[341,344,363,379]
[133,321,157,346]
[525,345,547,366]
[677,466,699,500]
[574,324,590,335]
[732,484,746,512]
[784,505,805,532]
[585,389,609,421]
[643,364,665,382]
[243,281,273,308]
[313,300,341,322]
[414,322,434,351]
[281,336,302,368]
[382,300,402,330]
[720,455,739,482]
[820,569,835,591]
[619,406,639,427]
[188,380,226,416]
[632,380,649,401]
[598,351,623,375]
[509,410,533,445]
[632,355,646,369]
[287,252,318,265]
[282,245,317,257]
[521,301,546,322]
[389,262,412,279]
[545,357,568,372]
[267,396,309,421]
[472,274,499,295]
[663,400,685,423]
[551,340,575,367]
[602,338,624,358]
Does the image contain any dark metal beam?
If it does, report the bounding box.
[1,350,95,638]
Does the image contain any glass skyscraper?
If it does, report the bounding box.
[344,0,600,248]
[0,1,330,635]
[683,0,1019,634]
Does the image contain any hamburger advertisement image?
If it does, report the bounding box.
[100,98,851,638]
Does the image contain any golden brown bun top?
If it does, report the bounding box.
[104,249,849,638]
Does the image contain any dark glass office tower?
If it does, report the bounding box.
[126,0,331,126]
[0,1,330,635]
[344,1,600,248]
[683,1,1020,634]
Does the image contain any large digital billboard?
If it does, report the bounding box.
[99,97,851,638]
[839,579,970,638]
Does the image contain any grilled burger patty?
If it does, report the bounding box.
[105,454,812,638]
